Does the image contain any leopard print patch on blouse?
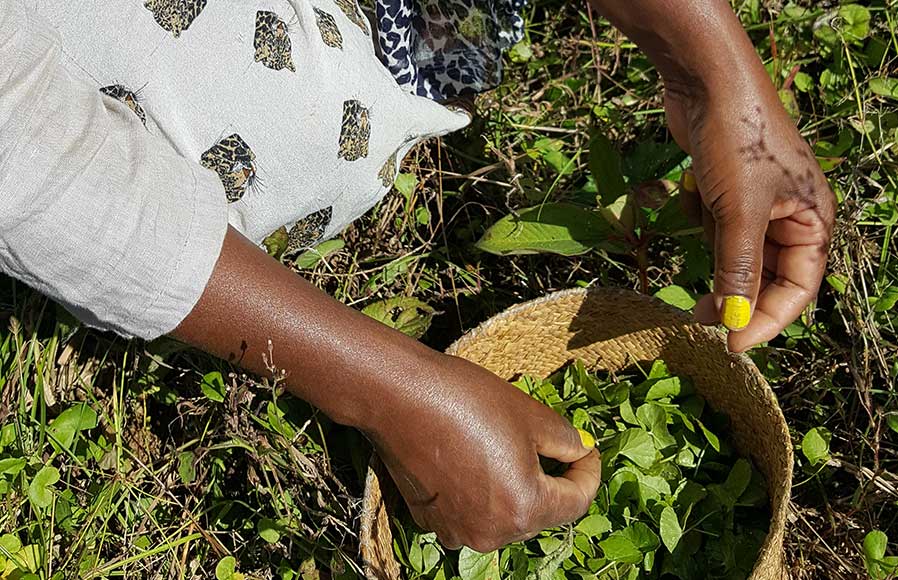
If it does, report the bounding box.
[377,151,398,187]
[254,10,296,72]
[100,85,147,127]
[200,134,258,203]
[144,0,208,37]
[285,206,334,255]
[314,8,343,49]
[333,0,368,34]
[338,100,370,161]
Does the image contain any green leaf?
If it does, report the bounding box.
[258,518,281,544]
[659,507,682,553]
[508,41,533,63]
[875,287,898,312]
[864,530,887,561]
[575,514,612,538]
[864,530,888,577]
[814,5,870,46]
[621,522,660,553]
[200,372,226,403]
[887,415,898,436]
[779,89,800,121]
[177,451,196,485]
[617,428,656,469]
[648,359,669,379]
[801,427,831,466]
[475,204,615,257]
[530,138,574,175]
[793,72,813,93]
[725,458,753,499]
[636,404,676,449]
[0,457,26,476]
[598,534,641,564]
[838,4,871,43]
[696,419,721,452]
[870,77,898,101]
[362,297,437,339]
[0,424,15,450]
[28,466,60,509]
[0,533,22,555]
[457,548,500,580]
[215,556,238,580]
[654,286,696,311]
[394,173,418,200]
[645,377,682,401]
[47,403,98,452]
[262,227,289,258]
[295,239,345,269]
[621,140,686,184]
[589,132,627,206]
[826,274,848,294]
[267,401,297,440]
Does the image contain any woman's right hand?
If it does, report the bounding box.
[367,353,601,551]
[174,229,600,551]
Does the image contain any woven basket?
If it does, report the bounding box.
[360,287,793,580]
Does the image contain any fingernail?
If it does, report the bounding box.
[682,170,697,193]
[577,428,595,448]
[721,296,751,331]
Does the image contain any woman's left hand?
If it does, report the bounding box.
[663,70,836,353]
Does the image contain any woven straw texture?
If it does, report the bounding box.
[361,287,793,580]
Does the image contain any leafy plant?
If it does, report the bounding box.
[393,360,770,579]
[863,530,898,580]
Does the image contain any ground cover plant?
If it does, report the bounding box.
[0,0,895,578]
[391,360,770,580]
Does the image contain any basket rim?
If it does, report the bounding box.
[364,286,793,580]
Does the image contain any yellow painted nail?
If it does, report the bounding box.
[682,170,698,193]
[721,295,751,331]
[577,428,596,449]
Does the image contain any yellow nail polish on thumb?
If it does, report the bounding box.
[682,170,697,193]
[721,296,751,331]
[577,428,595,448]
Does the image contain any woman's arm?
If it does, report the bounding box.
[0,0,599,550]
[590,0,836,352]
[173,228,602,552]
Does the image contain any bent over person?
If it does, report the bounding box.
[0,0,833,550]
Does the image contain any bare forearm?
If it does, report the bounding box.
[171,227,438,431]
[588,0,767,91]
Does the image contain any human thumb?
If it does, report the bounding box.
[712,203,767,331]
[533,408,594,464]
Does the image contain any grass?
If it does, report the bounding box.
[1,0,896,578]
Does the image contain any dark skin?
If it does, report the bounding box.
[174,0,835,551]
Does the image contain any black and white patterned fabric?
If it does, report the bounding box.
[375,0,527,100]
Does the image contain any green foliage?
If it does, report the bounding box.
[362,296,437,338]
[476,203,618,256]
[654,283,698,313]
[200,371,226,403]
[801,427,832,467]
[0,0,894,577]
[295,239,346,269]
[458,548,501,580]
[27,466,60,510]
[863,530,898,580]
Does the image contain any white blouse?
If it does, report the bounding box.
[0,0,469,338]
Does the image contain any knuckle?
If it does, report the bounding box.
[717,255,758,289]
[574,490,593,516]
[507,494,538,536]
